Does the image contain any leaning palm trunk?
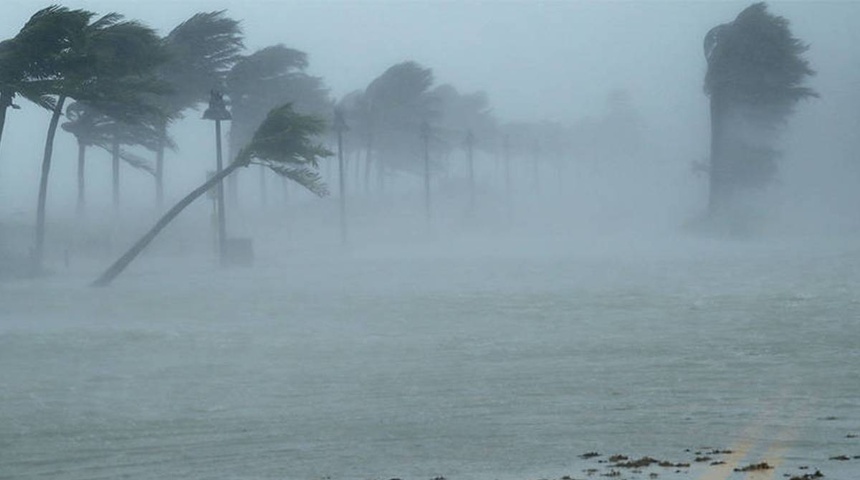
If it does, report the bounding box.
[33,95,66,269]
[92,160,244,287]
[92,103,331,287]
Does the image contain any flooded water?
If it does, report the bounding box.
[1,234,859,480]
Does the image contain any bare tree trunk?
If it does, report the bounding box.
[33,95,66,269]
[92,160,245,287]
[76,141,86,218]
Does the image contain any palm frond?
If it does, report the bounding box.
[236,103,332,197]
[263,162,328,196]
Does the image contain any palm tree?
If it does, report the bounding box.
[704,2,816,215]
[29,10,166,268]
[0,7,92,155]
[62,101,174,216]
[225,44,331,206]
[362,61,437,188]
[154,11,243,208]
[91,103,331,286]
[430,84,497,208]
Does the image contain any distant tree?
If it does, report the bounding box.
[430,84,497,207]
[225,44,331,205]
[62,101,173,216]
[28,10,166,268]
[704,2,816,215]
[154,11,243,207]
[363,61,437,188]
[91,103,331,286]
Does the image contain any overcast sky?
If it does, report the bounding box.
[5,1,856,122]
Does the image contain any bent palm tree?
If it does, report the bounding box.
[92,103,331,287]
[225,44,331,205]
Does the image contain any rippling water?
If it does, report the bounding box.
[2,235,859,479]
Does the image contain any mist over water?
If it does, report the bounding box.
[2,1,860,479]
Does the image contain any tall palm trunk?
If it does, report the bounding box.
[259,165,267,206]
[503,135,512,220]
[76,141,87,218]
[708,92,725,215]
[33,95,66,269]
[363,136,373,195]
[466,132,475,212]
[112,138,120,212]
[337,127,347,245]
[423,132,431,223]
[227,129,239,207]
[0,91,12,155]
[92,160,244,287]
[155,120,166,209]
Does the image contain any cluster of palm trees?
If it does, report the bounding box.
[3,6,614,277]
[0,6,334,273]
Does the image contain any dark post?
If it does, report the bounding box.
[504,134,511,220]
[466,130,475,212]
[202,91,231,262]
[532,138,541,193]
[333,109,349,245]
[421,120,431,223]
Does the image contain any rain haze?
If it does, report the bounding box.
[1,1,859,480]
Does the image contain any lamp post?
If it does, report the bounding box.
[202,90,231,261]
[465,129,475,213]
[420,120,431,223]
[333,109,349,245]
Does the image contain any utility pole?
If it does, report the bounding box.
[333,109,349,245]
[421,120,432,223]
[504,134,512,220]
[466,129,475,213]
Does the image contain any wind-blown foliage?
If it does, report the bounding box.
[363,61,438,178]
[0,6,92,153]
[30,8,168,268]
[62,100,175,213]
[152,11,244,206]
[703,2,816,214]
[91,103,331,286]
[225,44,330,203]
